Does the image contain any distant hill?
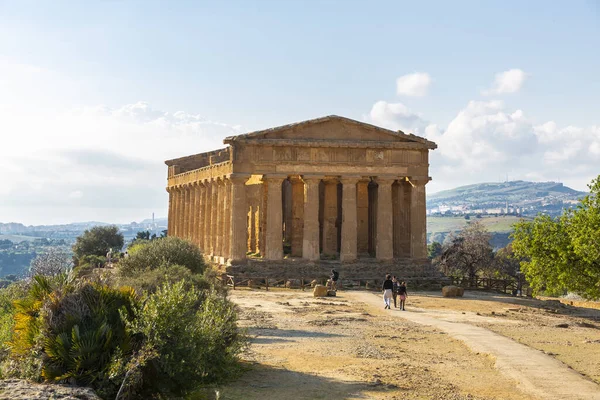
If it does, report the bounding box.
[427,180,586,217]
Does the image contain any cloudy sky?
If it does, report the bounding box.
[1,1,599,225]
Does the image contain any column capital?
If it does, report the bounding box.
[229,173,251,184]
[301,174,324,184]
[340,175,362,185]
[374,176,396,186]
[407,176,431,187]
[262,174,287,184]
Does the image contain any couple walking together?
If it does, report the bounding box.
[382,275,407,310]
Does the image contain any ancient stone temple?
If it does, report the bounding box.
[165,115,437,278]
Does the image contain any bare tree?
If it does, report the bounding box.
[29,248,73,277]
[439,221,493,284]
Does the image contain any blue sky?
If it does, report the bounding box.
[0,1,599,224]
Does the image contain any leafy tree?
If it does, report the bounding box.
[72,226,124,262]
[512,175,600,299]
[439,221,493,283]
[492,244,521,278]
[427,242,443,259]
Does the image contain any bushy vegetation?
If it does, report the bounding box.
[72,226,124,263]
[118,236,205,278]
[0,235,243,398]
[512,175,600,299]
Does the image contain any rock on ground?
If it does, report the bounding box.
[0,379,100,400]
[313,284,328,297]
[442,285,464,297]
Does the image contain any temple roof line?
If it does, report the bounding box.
[224,115,437,149]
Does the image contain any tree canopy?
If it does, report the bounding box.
[72,225,124,261]
[512,175,600,299]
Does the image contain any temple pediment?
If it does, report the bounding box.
[224,115,436,149]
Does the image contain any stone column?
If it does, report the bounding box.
[340,176,359,262]
[210,178,219,255]
[229,174,250,264]
[408,178,428,259]
[167,188,173,236]
[197,182,206,251]
[222,177,232,260]
[203,180,212,254]
[289,176,304,257]
[190,182,198,243]
[185,184,193,239]
[178,185,186,238]
[264,175,286,260]
[302,175,322,261]
[322,178,339,257]
[215,178,225,258]
[356,179,370,256]
[172,187,179,237]
[376,178,395,261]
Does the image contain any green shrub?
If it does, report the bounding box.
[118,237,205,278]
[122,281,243,397]
[117,264,211,294]
[6,274,138,397]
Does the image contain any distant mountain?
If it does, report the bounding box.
[427,180,587,216]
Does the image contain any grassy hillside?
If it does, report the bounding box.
[427,180,586,210]
[427,215,530,234]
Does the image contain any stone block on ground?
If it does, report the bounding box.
[313,284,328,297]
[442,285,464,297]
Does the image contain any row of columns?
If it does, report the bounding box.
[167,173,427,264]
[167,174,249,264]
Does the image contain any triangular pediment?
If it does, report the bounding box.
[224,115,436,149]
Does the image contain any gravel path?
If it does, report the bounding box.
[350,291,600,400]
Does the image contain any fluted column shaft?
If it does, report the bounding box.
[409,178,428,259]
[167,188,173,236]
[340,177,359,262]
[376,178,395,261]
[178,186,185,238]
[198,183,206,251]
[215,178,224,257]
[223,178,232,260]
[322,178,338,256]
[210,178,219,255]
[229,174,250,264]
[264,175,286,260]
[203,180,212,253]
[302,176,322,261]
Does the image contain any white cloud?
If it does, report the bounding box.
[396,72,432,97]
[482,68,527,95]
[0,95,242,224]
[367,98,599,194]
[366,101,428,133]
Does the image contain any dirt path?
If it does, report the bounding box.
[214,289,546,400]
[350,291,600,400]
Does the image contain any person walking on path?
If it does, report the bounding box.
[382,274,394,309]
[397,281,408,311]
[392,276,399,308]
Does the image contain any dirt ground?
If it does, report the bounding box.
[189,287,597,400]
[409,291,600,385]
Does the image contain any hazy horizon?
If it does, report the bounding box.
[2,1,599,225]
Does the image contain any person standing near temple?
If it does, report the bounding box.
[397,281,408,311]
[392,276,399,308]
[382,274,394,309]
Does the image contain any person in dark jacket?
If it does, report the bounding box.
[382,274,394,309]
